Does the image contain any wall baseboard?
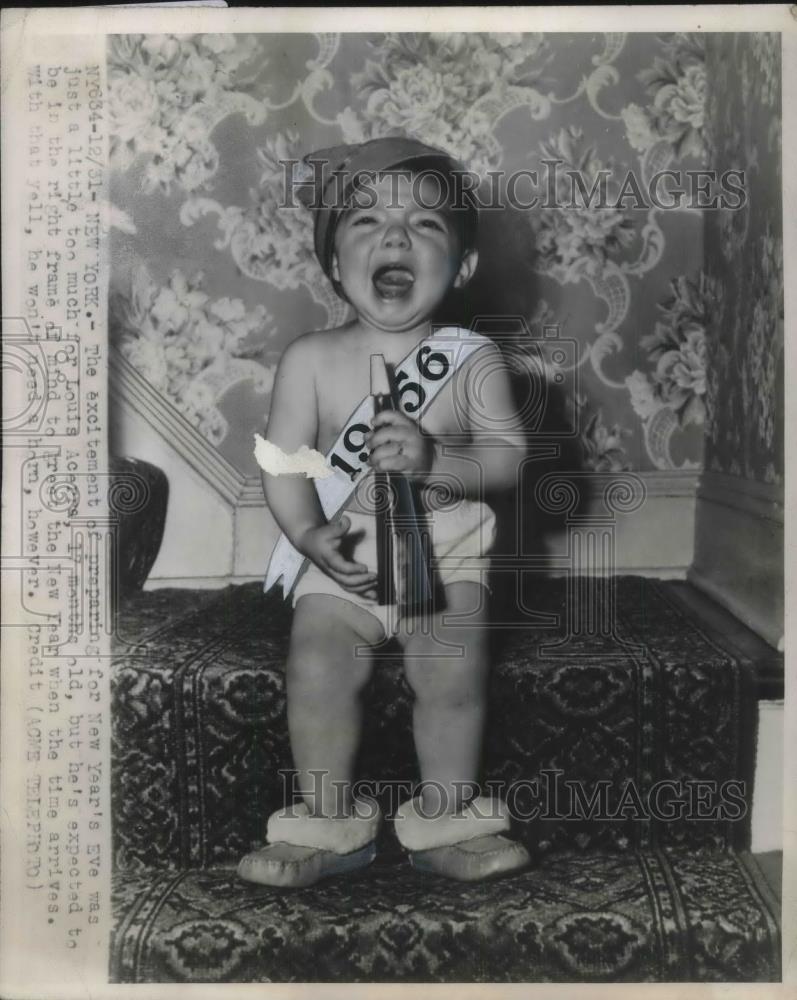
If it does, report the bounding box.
[690,471,783,651]
[687,566,784,652]
[145,567,692,588]
[110,349,248,505]
[696,470,784,524]
[751,700,783,853]
[143,575,265,591]
[112,353,703,583]
[548,566,688,580]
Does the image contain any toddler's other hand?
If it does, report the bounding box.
[297,517,378,598]
[366,411,435,477]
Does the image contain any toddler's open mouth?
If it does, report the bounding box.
[372,264,415,300]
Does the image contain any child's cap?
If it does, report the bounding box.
[293,136,478,282]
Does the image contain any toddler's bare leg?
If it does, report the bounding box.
[287,594,384,817]
[400,582,490,814]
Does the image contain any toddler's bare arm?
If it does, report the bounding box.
[263,335,377,594]
[261,335,326,547]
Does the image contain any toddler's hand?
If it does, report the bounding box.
[297,517,378,598]
[366,411,436,476]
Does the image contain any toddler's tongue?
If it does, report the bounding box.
[372,265,415,299]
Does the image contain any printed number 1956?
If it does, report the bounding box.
[329,346,451,481]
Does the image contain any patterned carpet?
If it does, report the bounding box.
[110,851,780,983]
[110,578,779,982]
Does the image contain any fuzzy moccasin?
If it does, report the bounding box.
[393,796,530,883]
[237,796,381,888]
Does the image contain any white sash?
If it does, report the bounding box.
[263,326,491,597]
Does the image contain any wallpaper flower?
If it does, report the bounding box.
[640,274,709,428]
[107,32,780,482]
[110,265,276,445]
[532,127,637,281]
[109,34,268,194]
[342,33,553,173]
[573,395,632,474]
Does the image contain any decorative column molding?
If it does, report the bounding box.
[533,472,648,657]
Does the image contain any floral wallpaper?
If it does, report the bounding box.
[703,34,783,485]
[108,32,725,478]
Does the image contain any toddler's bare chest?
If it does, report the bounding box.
[315,359,462,454]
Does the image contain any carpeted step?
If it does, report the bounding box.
[111,578,758,871]
[109,848,780,983]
